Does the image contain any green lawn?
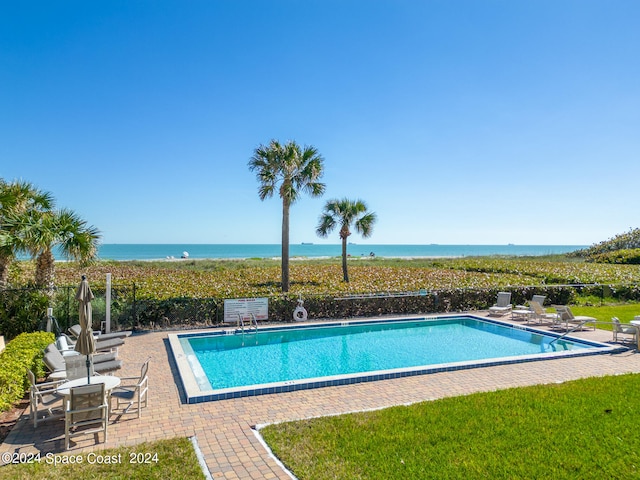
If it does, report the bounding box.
[571,303,640,330]
[261,374,640,480]
[0,437,205,480]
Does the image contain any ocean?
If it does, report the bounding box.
[91,244,586,261]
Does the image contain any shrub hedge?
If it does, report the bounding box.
[0,331,54,412]
[0,288,49,340]
[589,248,640,265]
[118,283,638,330]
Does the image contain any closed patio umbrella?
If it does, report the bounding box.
[74,275,96,383]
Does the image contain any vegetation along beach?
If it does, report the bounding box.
[2,2,640,478]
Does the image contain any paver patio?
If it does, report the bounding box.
[2,312,640,478]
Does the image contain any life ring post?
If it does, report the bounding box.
[293,297,308,321]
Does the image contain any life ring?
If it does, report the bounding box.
[293,306,308,321]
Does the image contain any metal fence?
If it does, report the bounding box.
[2,282,639,338]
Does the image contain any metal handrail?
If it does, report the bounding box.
[237,312,258,333]
[549,320,593,345]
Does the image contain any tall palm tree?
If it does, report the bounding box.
[249,140,325,292]
[0,179,54,289]
[316,198,376,283]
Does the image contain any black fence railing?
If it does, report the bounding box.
[1,282,639,339]
[0,284,137,340]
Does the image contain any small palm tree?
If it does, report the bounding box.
[19,208,100,290]
[0,179,54,289]
[316,198,376,282]
[249,140,325,292]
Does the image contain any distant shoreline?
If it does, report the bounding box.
[34,243,585,262]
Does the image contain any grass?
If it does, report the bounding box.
[0,437,205,479]
[571,303,640,331]
[260,374,640,480]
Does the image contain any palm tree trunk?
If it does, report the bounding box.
[341,237,349,282]
[35,248,56,293]
[281,198,290,292]
[0,255,11,290]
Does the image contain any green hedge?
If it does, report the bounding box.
[118,284,636,329]
[0,288,49,340]
[0,331,55,412]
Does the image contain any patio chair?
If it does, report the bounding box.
[64,355,95,381]
[43,344,67,378]
[529,301,561,327]
[65,383,108,450]
[489,292,512,316]
[28,369,64,428]
[531,295,546,306]
[44,344,122,379]
[553,305,597,330]
[59,332,124,354]
[111,359,149,418]
[612,317,638,344]
[68,324,132,341]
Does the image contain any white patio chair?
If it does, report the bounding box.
[65,383,108,450]
[111,359,149,418]
[612,317,638,344]
[28,369,64,428]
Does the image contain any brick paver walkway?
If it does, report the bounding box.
[2,313,640,478]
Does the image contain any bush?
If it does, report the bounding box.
[0,288,50,340]
[0,331,54,412]
[575,227,640,257]
[589,248,640,265]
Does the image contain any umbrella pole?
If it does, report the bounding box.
[86,355,91,384]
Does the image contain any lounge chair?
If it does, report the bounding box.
[43,344,122,379]
[58,332,124,354]
[65,383,108,450]
[111,359,149,418]
[489,292,512,316]
[553,305,596,330]
[28,369,64,428]
[612,317,638,344]
[68,324,131,341]
[531,295,546,306]
[529,301,561,327]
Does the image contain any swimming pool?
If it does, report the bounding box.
[169,315,619,403]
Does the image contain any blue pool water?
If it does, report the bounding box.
[170,316,616,403]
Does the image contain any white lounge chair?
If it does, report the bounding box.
[612,317,638,344]
[529,301,561,327]
[553,305,596,330]
[489,292,512,316]
[531,295,546,306]
[68,324,131,341]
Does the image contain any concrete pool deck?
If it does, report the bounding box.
[2,312,640,479]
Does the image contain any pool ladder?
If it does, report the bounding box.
[237,312,258,334]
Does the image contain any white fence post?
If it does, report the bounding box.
[105,273,112,333]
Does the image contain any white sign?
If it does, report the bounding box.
[224,297,269,323]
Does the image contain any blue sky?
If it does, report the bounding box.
[2,1,639,246]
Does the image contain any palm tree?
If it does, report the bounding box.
[316,198,377,283]
[11,208,101,290]
[249,140,325,292]
[0,179,54,289]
